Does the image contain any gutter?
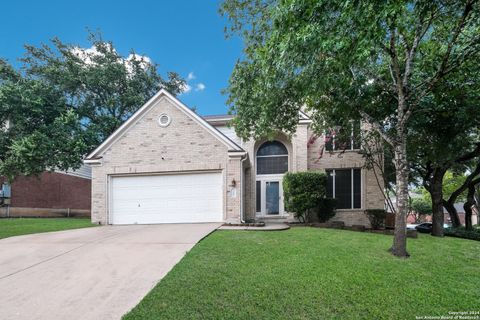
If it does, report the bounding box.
[83,158,102,165]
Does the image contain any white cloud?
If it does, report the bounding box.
[195,83,206,91]
[70,46,153,75]
[71,46,102,65]
[187,72,195,81]
[125,53,152,73]
[127,53,152,65]
[179,72,204,95]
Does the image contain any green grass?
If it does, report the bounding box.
[124,227,480,320]
[0,217,95,239]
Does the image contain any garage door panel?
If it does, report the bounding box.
[110,172,223,224]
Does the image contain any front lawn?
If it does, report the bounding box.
[0,217,94,239]
[124,227,480,320]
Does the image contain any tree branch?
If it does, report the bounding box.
[447,160,480,205]
[410,0,476,109]
[456,143,480,163]
[402,8,436,90]
[358,110,394,146]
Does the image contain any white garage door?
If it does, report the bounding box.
[110,172,223,224]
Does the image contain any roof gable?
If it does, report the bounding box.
[85,89,243,161]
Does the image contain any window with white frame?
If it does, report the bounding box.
[325,121,361,151]
[326,169,361,209]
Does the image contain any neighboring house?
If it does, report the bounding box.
[85,89,384,226]
[0,165,91,217]
[399,200,478,226]
[442,203,478,226]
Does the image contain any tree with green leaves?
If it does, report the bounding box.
[408,54,480,235]
[419,171,468,202]
[0,31,185,181]
[221,0,480,257]
[0,60,88,181]
[409,198,431,223]
[21,31,185,148]
[443,161,480,228]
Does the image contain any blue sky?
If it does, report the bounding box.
[0,0,243,115]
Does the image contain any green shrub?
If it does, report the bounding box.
[283,171,328,222]
[444,227,480,241]
[365,209,387,229]
[317,198,336,222]
[410,198,432,215]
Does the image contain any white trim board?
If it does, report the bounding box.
[85,89,244,160]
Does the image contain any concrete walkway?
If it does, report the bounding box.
[218,222,290,231]
[0,223,220,320]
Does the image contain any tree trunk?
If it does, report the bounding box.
[464,185,475,231]
[390,136,409,258]
[430,167,446,237]
[443,200,462,228]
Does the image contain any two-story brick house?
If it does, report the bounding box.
[85,89,384,226]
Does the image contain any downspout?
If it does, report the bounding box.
[240,154,247,223]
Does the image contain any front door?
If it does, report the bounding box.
[256,178,284,217]
[265,181,280,215]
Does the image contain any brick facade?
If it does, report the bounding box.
[89,95,243,224]
[234,125,384,227]
[241,124,310,220]
[88,90,384,227]
[0,172,91,217]
[306,127,384,226]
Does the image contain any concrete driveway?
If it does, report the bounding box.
[0,223,220,320]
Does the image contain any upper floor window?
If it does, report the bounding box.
[325,121,361,151]
[256,141,288,175]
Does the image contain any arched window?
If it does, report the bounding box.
[256,141,288,175]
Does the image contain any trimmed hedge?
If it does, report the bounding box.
[365,209,387,229]
[283,171,332,222]
[444,227,480,241]
[317,198,336,222]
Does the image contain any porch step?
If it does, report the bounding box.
[257,216,293,224]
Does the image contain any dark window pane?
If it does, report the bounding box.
[353,169,361,208]
[326,170,334,198]
[257,141,288,156]
[256,181,261,212]
[335,126,351,150]
[325,132,334,151]
[335,169,352,209]
[336,137,351,150]
[257,156,288,175]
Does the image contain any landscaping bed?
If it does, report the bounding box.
[288,221,418,238]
